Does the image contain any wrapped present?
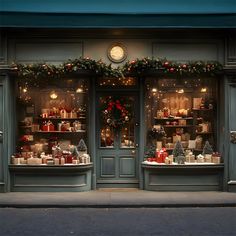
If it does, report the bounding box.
[42,121,54,132]
[178,119,187,126]
[81,154,91,164]
[205,154,212,162]
[197,154,204,163]
[61,121,70,131]
[173,134,181,143]
[195,136,203,149]
[73,121,82,131]
[186,153,195,163]
[11,155,21,165]
[60,109,67,118]
[155,148,168,163]
[31,124,40,132]
[60,157,65,165]
[164,156,172,165]
[27,158,42,165]
[54,158,60,165]
[212,153,221,164]
[69,109,77,118]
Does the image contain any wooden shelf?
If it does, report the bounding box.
[163,125,194,128]
[165,148,203,151]
[196,132,213,134]
[154,117,193,120]
[192,108,213,111]
[36,117,86,120]
[34,130,86,133]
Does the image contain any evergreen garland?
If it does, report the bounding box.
[11,57,223,84]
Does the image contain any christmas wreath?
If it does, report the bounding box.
[101,97,132,128]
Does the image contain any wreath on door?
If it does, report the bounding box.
[101,97,132,128]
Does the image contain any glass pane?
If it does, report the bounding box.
[145,77,217,157]
[15,78,89,165]
[100,126,114,148]
[99,96,115,148]
[99,95,135,148]
[99,77,136,87]
[121,124,135,148]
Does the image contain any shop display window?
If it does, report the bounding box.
[144,77,221,165]
[12,78,91,165]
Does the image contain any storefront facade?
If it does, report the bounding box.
[0,1,236,192]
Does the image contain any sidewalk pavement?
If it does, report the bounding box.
[0,189,236,208]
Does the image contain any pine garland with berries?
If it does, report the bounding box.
[11,57,223,84]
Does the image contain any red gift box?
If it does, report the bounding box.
[42,122,55,131]
[64,154,73,163]
[156,148,168,163]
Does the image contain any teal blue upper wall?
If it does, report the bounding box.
[1,0,236,14]
[1,0,236,28]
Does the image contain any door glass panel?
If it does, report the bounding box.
[99,96,115,148]
[99,95,136,148]
[121,124,135,148]
[100,125,114,148]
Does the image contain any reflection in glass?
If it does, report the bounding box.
[99,77,136,87]
[121,124,135,148]
[100,126,114,147]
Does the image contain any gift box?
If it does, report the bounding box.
[61,122,70,131]
[42,121,55,131]
[186,154,195,163]
[193,98,202,109]
[69,110,77,119]
[178,119,187,126]
[155,148,168,163]
[27,158,42,165]
[205,154,212,162]
[60,109,67,119]
[11,156,21,165]
[212,153,221,164]
[173,134,181,143]
[164,156,172,165]
[31,124,40,132]
[197,154,205,163]
[64,155,73,163]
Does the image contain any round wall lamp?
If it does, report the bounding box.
[107,43,127,63]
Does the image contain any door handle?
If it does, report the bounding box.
[135,143,139,147]
[0,131,3,137]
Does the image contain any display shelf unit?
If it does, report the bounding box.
[9,163,93,192]
[142,163,224,191]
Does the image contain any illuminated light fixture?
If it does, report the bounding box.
[50,91,58,99]
[151,88,157,93]
[201,87,207,93]
[76,88,83,93]
[176,89,184,94]
[22,88,28,93]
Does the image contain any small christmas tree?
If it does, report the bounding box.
[172,140,185,157]
[77,139,87,152]
[144,146,156,159]
[202,141,213,155]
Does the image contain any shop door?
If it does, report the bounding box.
[96,92,139,187]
